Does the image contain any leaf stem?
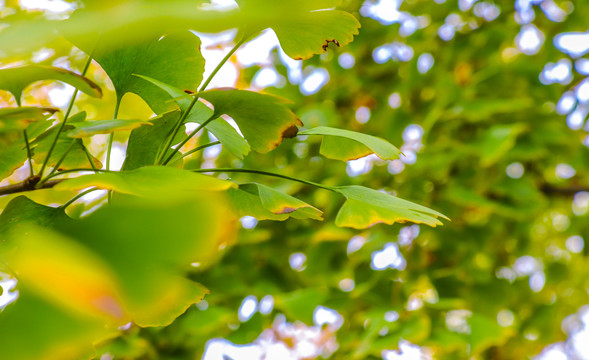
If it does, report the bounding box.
[23,130,34,177]
[60,187,100,209]
[156,37,246,165]
[162,114,215,165]
[106,99,121,171]
[38,55,93,180]
[168,141,221,165]
[43,168,113,181]
[191,168,335,191]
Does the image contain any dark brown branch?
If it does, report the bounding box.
[0,179,64,196]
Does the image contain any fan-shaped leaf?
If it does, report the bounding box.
[135,75,251,159]
[56,166,235,198]
[0,107,58,133]
[228,183,322,221]
[299,126,401,161]
[200,88,302,153]
[75,31,204,113]
[67,120,152,138]
[0,65,102,105]
[333,186,448,229]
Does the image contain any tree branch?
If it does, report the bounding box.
[0,178,64,196]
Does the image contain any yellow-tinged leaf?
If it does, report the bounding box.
[334,186,448,229]
[5,225,125,320]
[56,166,236,198]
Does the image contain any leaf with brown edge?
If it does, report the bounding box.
[0,65,102,106]
[0,107,59,133]
[333,186,449,229]
[228,183,323,221]
[199,89,303,153]
[237,0,360,60]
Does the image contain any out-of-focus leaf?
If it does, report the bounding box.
[2,225,124,320]
[122,110,180,170]
[60,193,235,327]
[467,313,511,354]
[275,287,328,324]
[474,124,528,167]
[67,119,152,138]
[333,186,448,228]
[56,166,235,198]
[0,107,58,133]
[74,31,204,113]
[228,183,322,221]
[0,65,102,105]
[0,289,112,360]
[200,89,303,153]
[136,75,251,158]
[299,126,401,161]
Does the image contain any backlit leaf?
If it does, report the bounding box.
[299,126,401,161]
[0,107,58,133]
[200,88,303,153]
[67,120,152,138]
[75,31,204,113]
[0,65,102,105]
[56,166,235,198]
[135,75,251,158]
[333,186,448,229]
[228,183,322,221]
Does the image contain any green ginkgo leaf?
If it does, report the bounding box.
[74,31,204,113]
[333,186,448,229]
[229,183,322,221]
[135,75,251,159]
[299,126,401,161]
[56,166,235,198]
[238,0,361,60]
[67,120,152,138]
[200,88,303,153]
[0,106,59,125]
[0,65,102,105]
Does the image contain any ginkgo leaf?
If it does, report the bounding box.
[32,128,102,170]
[333,186,448,229]
[238,0,361,60]
[255,183,323,220]
[135,75,251,159]
[0,65,102,105]
[123,110,180,170]
[56,166,235,198]
[66,120,152,138]
[229,183,322,221]
[299,126,401,161]
[200,88,302,153]
[0,107,58,133]
[73,31,204,113]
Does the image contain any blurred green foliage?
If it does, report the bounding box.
[1,0,588,359]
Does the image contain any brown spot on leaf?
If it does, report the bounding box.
[322,39,341,51]
[282,125,299,139]
[276,207,297,214]
[183,90,195,95]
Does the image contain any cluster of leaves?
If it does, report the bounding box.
[0,1,454,359]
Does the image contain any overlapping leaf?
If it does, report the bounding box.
[135,75,251,159]
[333,186,448,229]
[228,183,322,221]
[73,31,204,113]
[67,119,151,138]
[200,88,303,153]
[0,65,102,105]
[238,0,360,60]
[56,166,235,198]
[299,126,401,161]
[0,107,58,133]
